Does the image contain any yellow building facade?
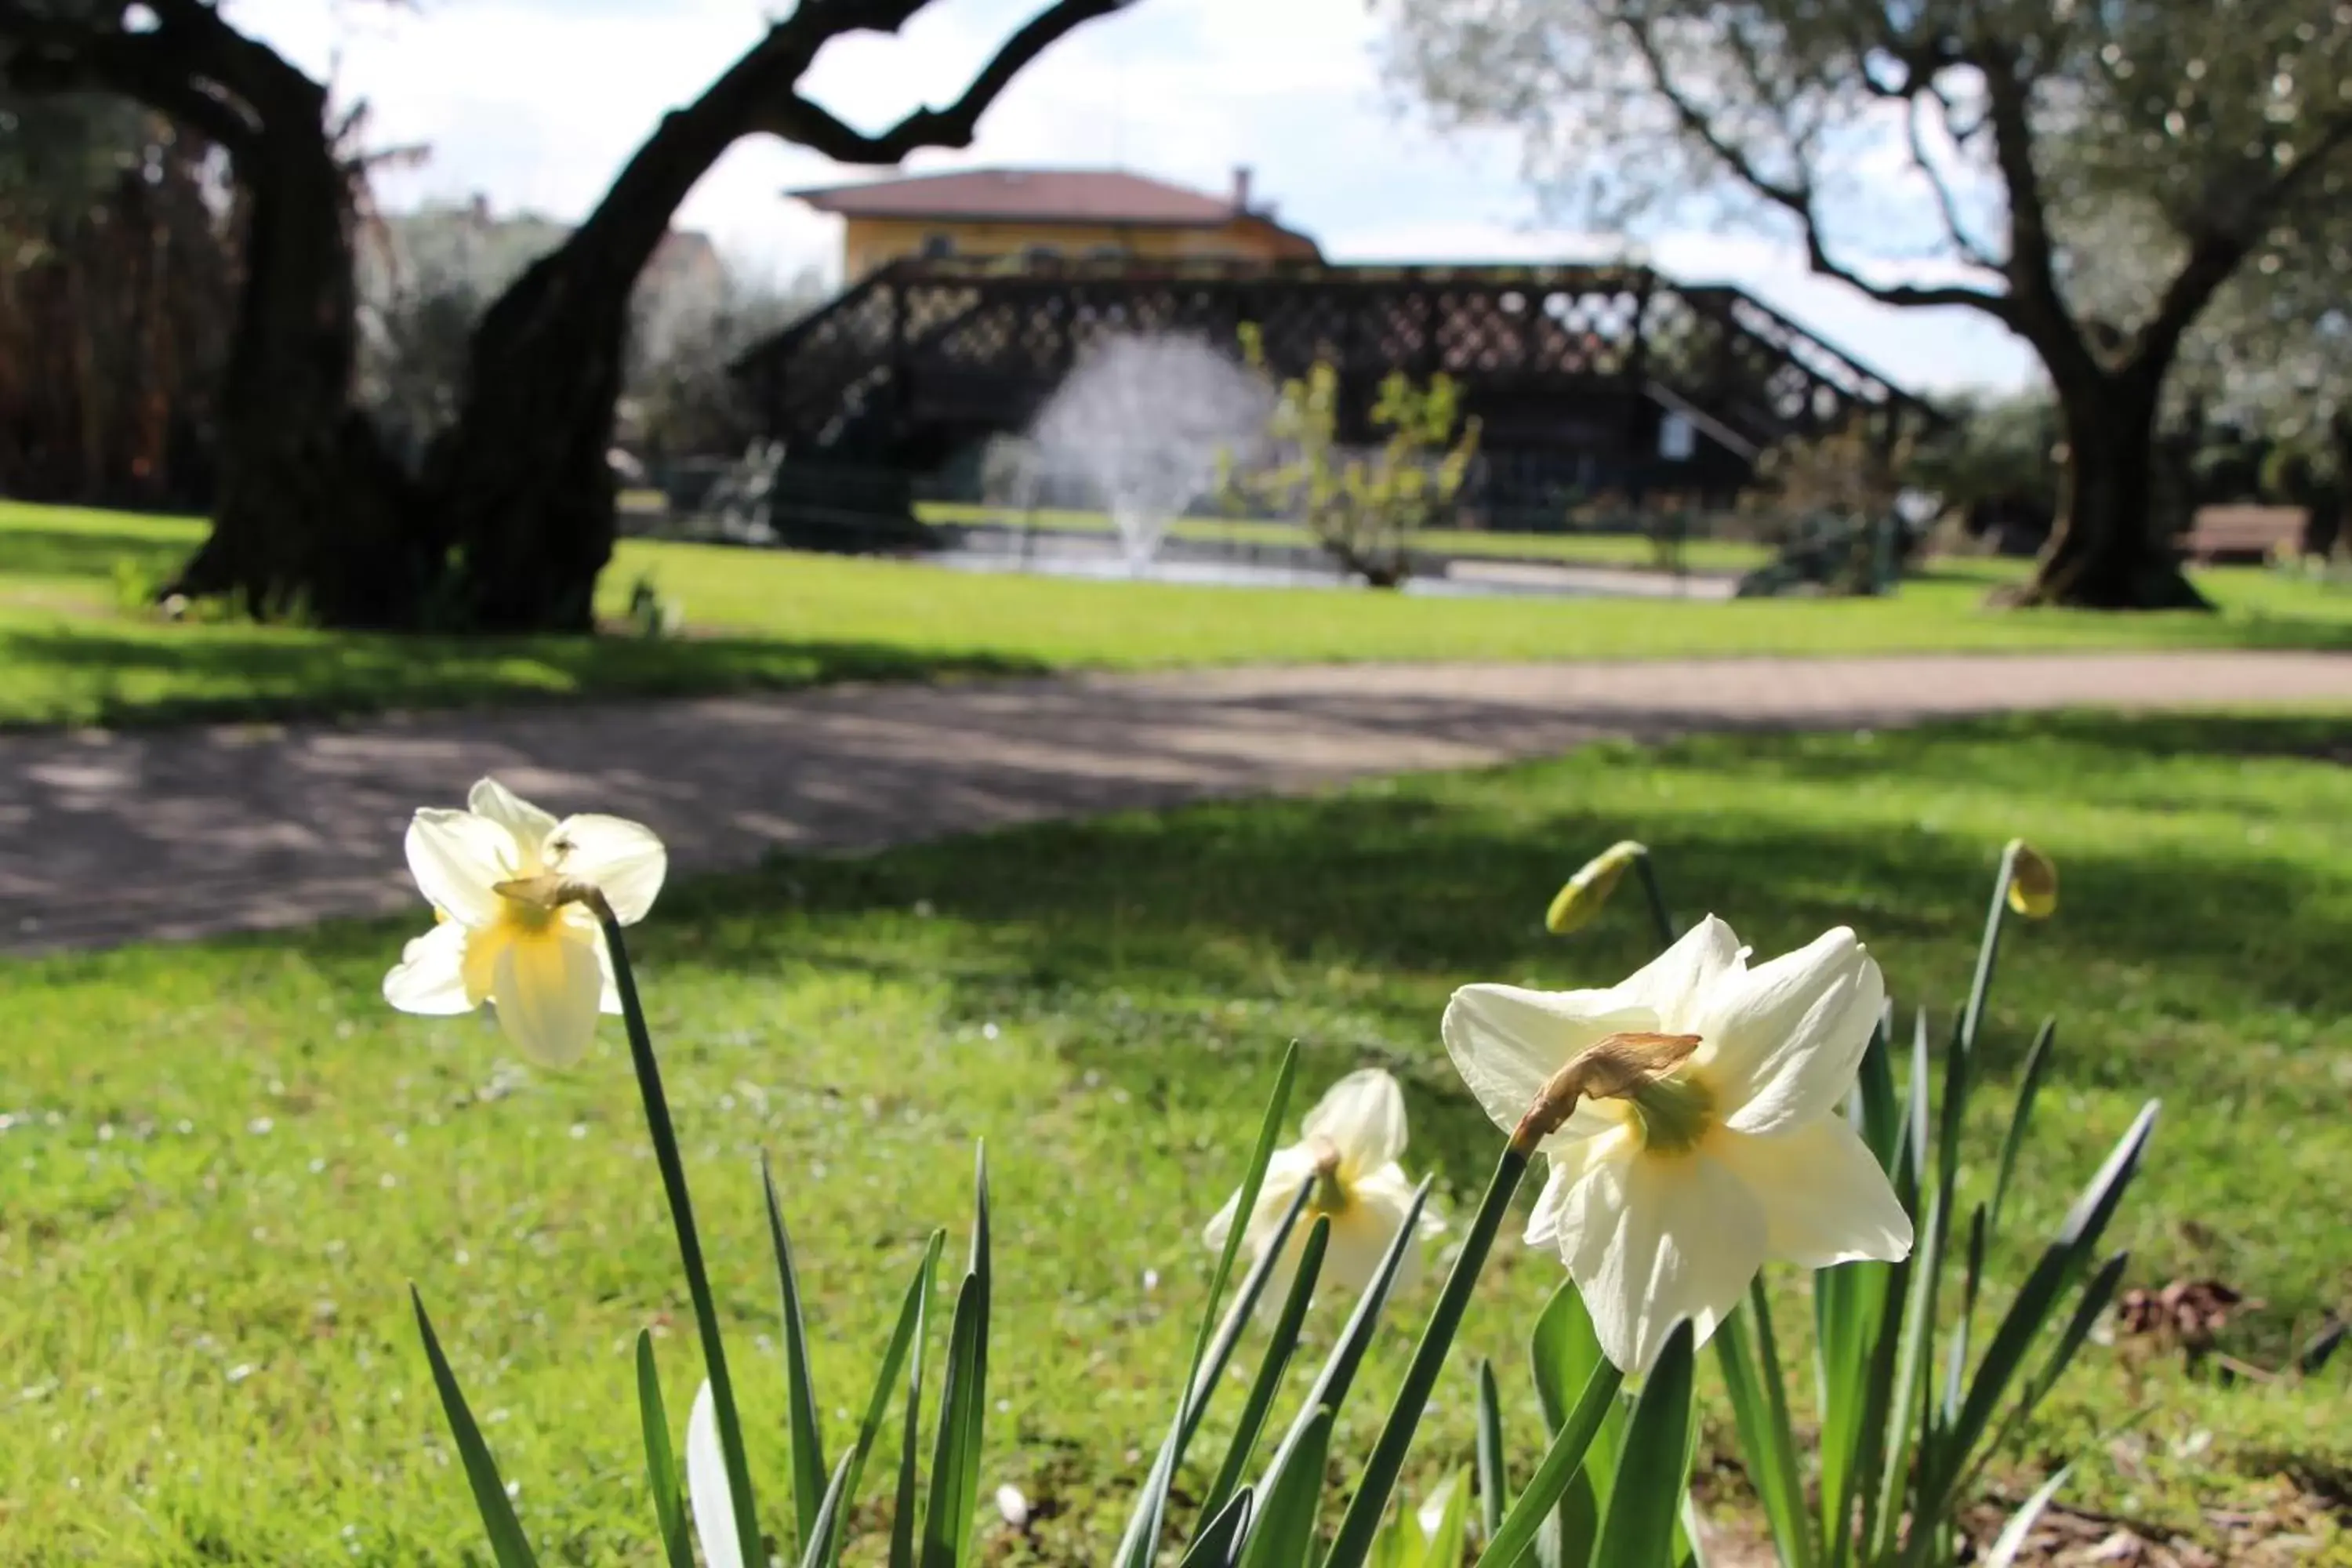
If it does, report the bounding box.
[793,168,1323,281]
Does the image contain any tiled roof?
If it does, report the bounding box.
[789,168,1254,227]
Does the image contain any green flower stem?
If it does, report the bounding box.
[1633,852,1677,952]
[599,908,764,1568]
[1959,843,2017,1054]
[1324,1141,1530,1568]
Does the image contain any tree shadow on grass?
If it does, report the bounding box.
[0,622,1051,730]
[630,718,2352,1199]
[0,522,194,584]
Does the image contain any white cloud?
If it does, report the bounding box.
[223,0,2038,392]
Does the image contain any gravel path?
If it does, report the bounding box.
[5,649,2347,955]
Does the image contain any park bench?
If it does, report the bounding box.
[2182,504,2307,564]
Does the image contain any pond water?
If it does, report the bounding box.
[925,532,1735,601]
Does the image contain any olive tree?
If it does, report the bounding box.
[1381,0,2352,608]
[0,0,1131,630]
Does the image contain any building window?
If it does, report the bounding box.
[920,234,955,259]
[1024,244,1062,265]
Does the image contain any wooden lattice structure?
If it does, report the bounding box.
[731,256,1936,520]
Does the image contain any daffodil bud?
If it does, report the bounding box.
[2004,839,2058,920]
[1545,840,1647,934]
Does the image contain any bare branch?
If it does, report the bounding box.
[1617,14,2012,319]
[754,0,1132,160]
[1973,41,2078,354]
[2138,111,2352,364]
[0,11,260,153]
[1907,92,1998,270]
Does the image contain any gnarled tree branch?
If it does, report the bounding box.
[1616,12,2013,319]
[753,0,1131,158]
[2,22,257,152]
[1907,91,1998,271]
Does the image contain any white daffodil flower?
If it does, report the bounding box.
[383,777,666,1067]
[1203,1068,1445,1299]
[686,1380,743,1568]
[1443,916,1913,1375]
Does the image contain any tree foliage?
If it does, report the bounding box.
[1381,0,2352,606]
[0,87,235,507]
[1225,325,1482,589]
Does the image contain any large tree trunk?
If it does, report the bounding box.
[2010,364,2211,610]
[156,54,423,624]
[416,256,631,633]
[418,0,1127,633]
[2329,412,2352,559]
[417,64,764,633]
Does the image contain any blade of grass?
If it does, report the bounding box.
[1196,1216,1330,1529]
[1477,1360,1508,1541]
[1119,1047,1301,1568]
[1942,1203,1988,1425]
[797,1453,856,1568]
[1529,1279,1618,1568]
[1179,1488,1257,1568]
[1986,1020,2056,1239]
[1907,1102,2158,1564]
[1240,1406,1334,1568]
[1982,1467,2070,1568]
[1180,1181,1314,1456]
[844,1232,945,1525]
[887,1228,935,1568]
[917,1275,984,1568]
[1475,1359,1626,1568]
[1715,1283,1816,1568]
[919,1149,992,1568]
[1591,1321,1697,1568]
[1326,1142,1530,1568]
[1857,1015,1900,1172]
[763,1156,828,1559]
[1868,1008,1937,1563]
[1830,1248,1909,1568]
[1959,1250,2131,1501]
[636,1330,695,1568]
[412,1288,539,1568]
[1958,842,2016,1057]
[1421,1469,1475,1566]
[1258,1177,1434,1499]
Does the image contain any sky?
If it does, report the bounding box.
[230,0,2042,396]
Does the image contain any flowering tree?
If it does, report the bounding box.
[0,0,1130,629]
[1381,0,2352,610]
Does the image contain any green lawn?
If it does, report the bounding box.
[8,713,2349,1563]
[4,501,2350,730]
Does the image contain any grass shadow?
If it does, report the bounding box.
[600,713,2352,1216]
[0,521,196,582]
[0,622,1053,731]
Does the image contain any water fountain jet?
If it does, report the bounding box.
[1027,334,1273,575]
